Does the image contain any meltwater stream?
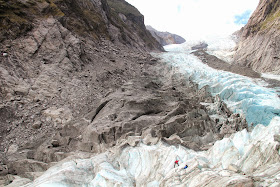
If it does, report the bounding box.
[22,41,280,187]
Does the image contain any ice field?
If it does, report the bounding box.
[21,39,280,187]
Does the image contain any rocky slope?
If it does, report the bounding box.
[234,0,280,74]
[146,25,186,46]
[0,0,164,179]
[0,15,158,171]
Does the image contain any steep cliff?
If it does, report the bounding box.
[146,25,186,46]
[234,0,280,74]
[0,0,163,51]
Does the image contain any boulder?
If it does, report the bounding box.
[32,121,42,129]
[7,159,48,175]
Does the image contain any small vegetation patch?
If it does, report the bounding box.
[260,8,280,31]
[46,0,65,17]
[107,0,142,17]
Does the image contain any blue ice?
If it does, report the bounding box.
[156,51,280,126]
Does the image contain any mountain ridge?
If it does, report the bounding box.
[146,25,186,46]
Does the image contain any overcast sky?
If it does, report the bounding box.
[126,0,259,40]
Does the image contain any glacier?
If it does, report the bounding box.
[154,43,280,126]
[20,39,280,187]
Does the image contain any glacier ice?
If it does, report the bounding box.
[24,117,280,187]
[153,50,280,126]
[164,36,237,63]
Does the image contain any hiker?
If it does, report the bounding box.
[174,159,179,168]
[184,164,188,169]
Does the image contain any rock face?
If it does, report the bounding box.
[234,0,280,74]
[0,0,163,52]
[146,25,186,46]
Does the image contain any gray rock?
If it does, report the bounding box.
[150,58,158,62]
[274,135,280,142]
[0,165,8,176]
[32,121,42,129]
[51,140,59,147]
[191,42,208,50]
[14,85,30,96]
[8,159,48,175]
[163,135,182,145]
[3,175,31,187]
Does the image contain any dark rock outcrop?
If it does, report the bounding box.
[234,0,280,74]
[146,25,186,46]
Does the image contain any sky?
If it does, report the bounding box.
[126,0,259,40]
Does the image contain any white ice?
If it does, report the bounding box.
[164,36,237,63]
[24,117,280,187]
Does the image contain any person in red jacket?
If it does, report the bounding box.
[174,159,179,168]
